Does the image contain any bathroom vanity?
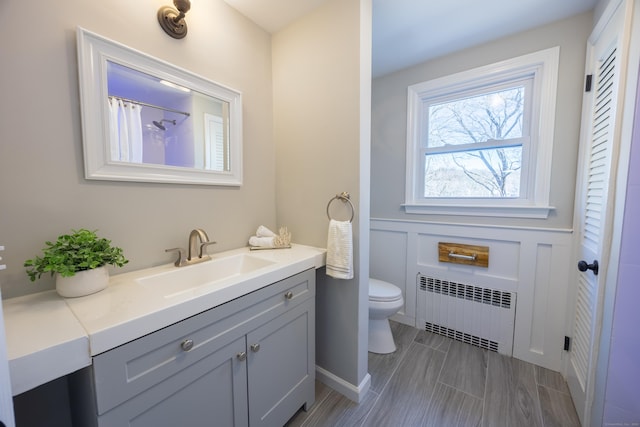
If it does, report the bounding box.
[4,245,325,427]
[72,268,315,427]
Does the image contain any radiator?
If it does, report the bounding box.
[417,274,516,355]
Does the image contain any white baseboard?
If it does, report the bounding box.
[315,365,371,403]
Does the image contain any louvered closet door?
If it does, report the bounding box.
[567,2,627,424]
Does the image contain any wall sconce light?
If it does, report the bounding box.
[157,0,191,39]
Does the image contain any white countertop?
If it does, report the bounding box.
[3,291,90,396]
[2,244,325,396]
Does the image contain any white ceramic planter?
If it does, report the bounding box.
[56,266,109,298]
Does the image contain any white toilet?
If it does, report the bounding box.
[368,278,404,354]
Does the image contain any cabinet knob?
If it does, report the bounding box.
[250,343,261,352]
[284,291,294,300]
[181,339,194,352]
[237,351,247,361]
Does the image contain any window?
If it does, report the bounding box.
[204,113,227,171]
[404,47,559,218]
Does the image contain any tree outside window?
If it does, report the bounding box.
[404,47,559,218]
[424,85,527,198]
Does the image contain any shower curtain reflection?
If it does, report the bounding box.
[108,97,143,163]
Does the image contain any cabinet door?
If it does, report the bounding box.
[247,300,315,427]
[99,337,248,427]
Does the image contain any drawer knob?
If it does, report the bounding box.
[237,351,247,361]
[250,343,261,352]
[181,339,194,352]
[284,291,294,300]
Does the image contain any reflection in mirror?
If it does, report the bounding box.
[76,27,242,186]
[106,62,230,172]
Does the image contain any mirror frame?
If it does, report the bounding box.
[76,27,243,186]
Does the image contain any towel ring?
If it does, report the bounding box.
[326,192,355,223]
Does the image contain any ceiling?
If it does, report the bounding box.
[223,0,599,78]
[223,0,328,33]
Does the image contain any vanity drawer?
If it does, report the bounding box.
[92,268,315,415]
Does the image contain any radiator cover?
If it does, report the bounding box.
[417,274,516,355]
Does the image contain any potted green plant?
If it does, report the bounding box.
[24,229,128,297]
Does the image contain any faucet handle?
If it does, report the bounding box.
[199,241,217,258]
[165,247,186,267]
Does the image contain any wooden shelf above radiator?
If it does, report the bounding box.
[438,242,489,268]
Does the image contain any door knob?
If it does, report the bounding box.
[578,260,599,275]
[237,351,247,361]
[250,343,260,352]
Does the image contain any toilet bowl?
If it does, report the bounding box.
[368,278,404,354]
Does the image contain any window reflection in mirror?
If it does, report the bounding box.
[106,61,230,172]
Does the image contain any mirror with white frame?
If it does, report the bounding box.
[76,27,243,186]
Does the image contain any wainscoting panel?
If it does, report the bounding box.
[370,219,573,371]
[370,229,413,322]
[416,233,520,291]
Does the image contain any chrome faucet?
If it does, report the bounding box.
[166,228,216,267]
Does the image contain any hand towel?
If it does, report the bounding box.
[249,236,275,248]
[326,219,353,280]
[256,225,276,238]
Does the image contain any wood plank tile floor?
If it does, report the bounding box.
[286,321,581,427]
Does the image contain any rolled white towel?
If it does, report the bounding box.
[249,236,275,248]
[256,225,276,238]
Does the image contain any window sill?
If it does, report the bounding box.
[402,203,555,219]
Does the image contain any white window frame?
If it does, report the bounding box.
[404,47,560,218]
[204,113,226,171]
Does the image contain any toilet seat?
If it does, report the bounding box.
[369,278,402,302]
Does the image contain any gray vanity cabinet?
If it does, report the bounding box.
[98,336,249,426]
[247,301,314,426]
[71,268,315,427]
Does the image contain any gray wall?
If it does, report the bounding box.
[0,0,275,298]
[371,11,594,229]
[273,0,371,390]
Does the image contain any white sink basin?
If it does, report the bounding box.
[136,253,277,298]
